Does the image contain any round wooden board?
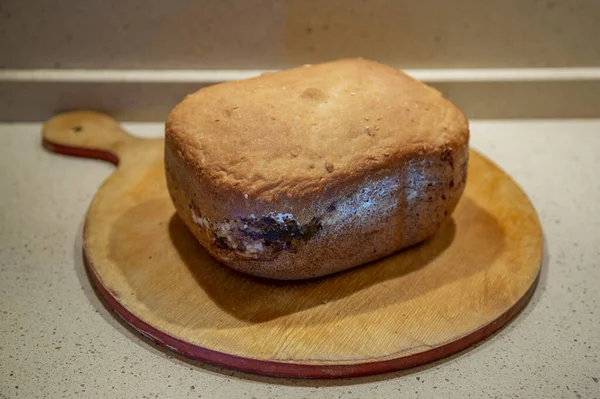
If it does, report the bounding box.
[43,111,543,379]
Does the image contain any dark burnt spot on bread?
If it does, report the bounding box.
[326,202,337,213]
[441,148,454,167]
[325,161,334,173]
[251,215,303,244]
[247,215,322,245]
[204,213,324,259]
[189,202,201,217]
[300,217,323,238]
[213,236,229,249]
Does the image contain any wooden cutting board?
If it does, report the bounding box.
[43,111,543,379]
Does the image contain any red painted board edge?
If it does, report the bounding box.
[42,138,120,166]
[83,236,540,379]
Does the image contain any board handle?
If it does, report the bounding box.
[42,111,137,165]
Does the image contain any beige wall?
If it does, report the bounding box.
[2,0,599,120]
[1,0,599,70]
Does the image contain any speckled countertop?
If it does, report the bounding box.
[1,120,599,398]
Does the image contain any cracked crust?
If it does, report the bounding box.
[165,58,469,279]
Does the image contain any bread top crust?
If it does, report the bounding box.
[166,58,469,200]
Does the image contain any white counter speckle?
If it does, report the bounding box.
[1,120,599,398]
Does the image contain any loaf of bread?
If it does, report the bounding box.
[165,58,469,279]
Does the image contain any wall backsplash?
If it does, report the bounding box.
[1,0,599,70]
[1,0,599,120]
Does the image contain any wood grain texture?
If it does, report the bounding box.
[42,111,543,378]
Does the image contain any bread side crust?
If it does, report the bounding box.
[165,137,468,279]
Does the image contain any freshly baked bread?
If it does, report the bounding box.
[165,58,469,279]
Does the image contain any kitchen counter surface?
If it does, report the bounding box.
[1,119,599,398]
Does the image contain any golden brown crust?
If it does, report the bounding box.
[165,58,469,279]
[166,58,468,200]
